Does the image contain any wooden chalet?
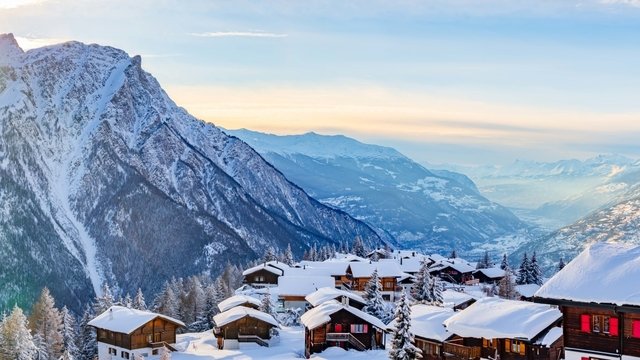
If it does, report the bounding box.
[442,290,476,311]
[392,304,455,360]
[241,261,289,287]
[213,306,280,349]
[442,297,563,360]
[277,275,335,311]
[217,294,261,313]
[300,300,388,358]
[306,287,367,310]
[88,306,185,360]
[429,258,475,284]
[345,261,404,301]
[472,267,506,284]
[535,243,640,360]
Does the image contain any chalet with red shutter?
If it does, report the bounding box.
[535,243,640,360]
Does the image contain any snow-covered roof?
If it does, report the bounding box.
[213,306,279,328]
[397,257,427,273]
[305,287,366,307]
[88,306,185,334]
[277,276,335,296]
[217,295,262,313]
[329,253,368,262]
[535,243,640,307]
[242,261,289,276]
[516,284,541,298]
[389,305,454,342]
[429,259,475,274]
[300,300,388,331]
[536,327,563,346]
[473,267,505,279]
[348,261,405,278]
[443,297,561,341]
[442,290,475,308]
[287,262,349,277]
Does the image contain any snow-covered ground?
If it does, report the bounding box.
[174,327,390,360]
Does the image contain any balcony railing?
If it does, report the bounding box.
[443,342,481,359]
[326,333,366,351]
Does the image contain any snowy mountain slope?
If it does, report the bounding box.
[0,34,382,312]
[226,129,532,253]
[446,155,639,228]
[515,184,640,272]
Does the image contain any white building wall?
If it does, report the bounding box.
[98,341,164,360]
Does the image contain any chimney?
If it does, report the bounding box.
[400,258,403,265]
[109,308,113,320]
[342,296,348,306]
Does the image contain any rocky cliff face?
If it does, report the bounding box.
[0,34,382,311]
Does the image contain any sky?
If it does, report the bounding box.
[1,0,639,165]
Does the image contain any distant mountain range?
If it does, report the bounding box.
[0,34,382,312]
[226,129,533,254]
[445,155,640,228]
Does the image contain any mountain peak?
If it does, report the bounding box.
[0,33,24,64]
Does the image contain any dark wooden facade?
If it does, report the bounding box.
[214,316,277,349]
[430,266,473,284]
[416,336,447,360]
[557,304,640,358]
[243,268,280,286]
[443,334,562,360]
[96,317,180,350]
[304,309,385,358]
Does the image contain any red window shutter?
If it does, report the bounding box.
[335,324,342,332]
[632,320,640,338]
[581,357,589,360]
[363,324,368,332]
[610,317,619,336]
[581,314,591,333]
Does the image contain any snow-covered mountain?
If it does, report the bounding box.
[0,34,382,312]
[226,129,532,254]
[446,155,639,228]
[515,181,640,272]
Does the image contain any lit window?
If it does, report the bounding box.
[350,324,369,333]
[593,315,601,333]
[603,317,610,334]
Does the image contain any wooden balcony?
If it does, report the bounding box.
[443,342,481,359]
[326,333,366,351]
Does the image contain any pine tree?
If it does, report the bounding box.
[362,270,388,323]
[352,236,367,257]
[500,254,510,270]
[528,252,543,285]
[133,288,147,310]
[60,306,79,360]
[476,251,491,269]
[260,288,276,317]
[411,259,433,304]
[558,257,566,271]
[516,253,530,285]
[123,293,133,308]
[498,270,517,300]
[389,290,421,360]
[30,287,64,360]
[154,282,180,319]
[184,276,207,332]
[429,276,444,306]
[77,305,97,360]
[94,283,115,314]
[0,305,38,360]
[263,247,277,263]
[203,283,219,329]
[283,243,295,266]
[450,249,457,259]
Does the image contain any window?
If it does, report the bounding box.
[255,275,265,282]
[384,281,394,289]
[593,315,601,333]
[350,324,368,333]
[483,338,494,347]
[146,334,152,343]
[510,340,525,355]
[580,314,591,333]
[603,316,610,333]
[152,349,159,355]
[632,320,640,338]
[108,348,117,355]
[121,351,130,359]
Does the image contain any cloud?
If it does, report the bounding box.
[600,0,640,6]
[0,0,48,9]
[189,31,288,38]
[14,36,68,50]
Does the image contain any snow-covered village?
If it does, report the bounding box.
[2,1,640,360]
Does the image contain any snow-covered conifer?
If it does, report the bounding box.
[362,270,388,323]
[94,283,115,314]
[500,254,510,270]
[389,290,421,360]
[77,305,97,360]
[498,270,517,300]
[411,260,432,303]
[516,253,530,285]
[133,288,147,310]
[352,236,366,257]
[30,287,63,360]
[283,244,295,266]
[528,252,543,285]
[449,249,457,259]
[0,305,38,360]
[558,257,565,271]
[59,306,79,360]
